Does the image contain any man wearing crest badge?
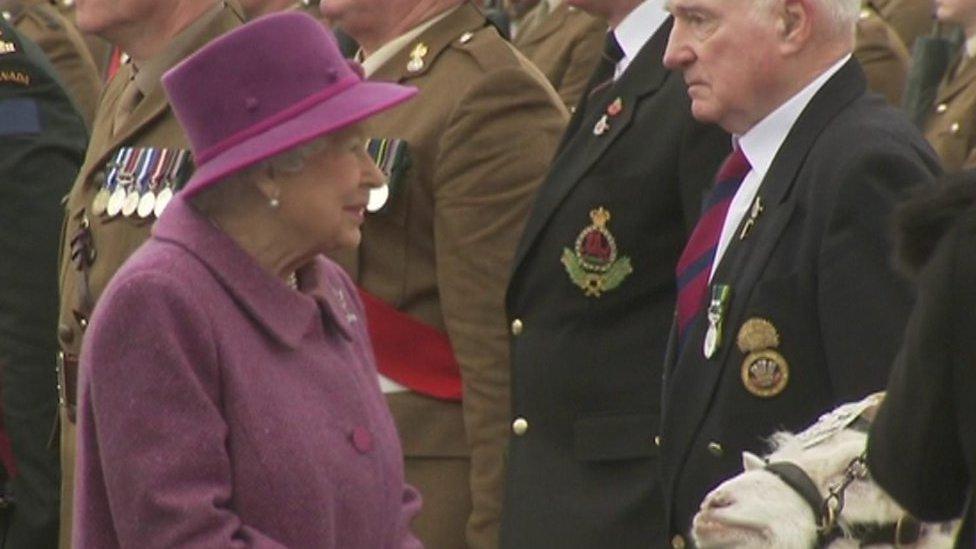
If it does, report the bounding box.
[55,1,245,546]
[501,0,728,545]
[657,0,941,544]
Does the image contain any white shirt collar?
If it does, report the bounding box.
[966,33,976,58]
[612,0,669,79]
[710,54,851,279]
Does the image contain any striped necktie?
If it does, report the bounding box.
[675,146,751,339]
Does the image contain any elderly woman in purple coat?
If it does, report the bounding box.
[71,13,420,549]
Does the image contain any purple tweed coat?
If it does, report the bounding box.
[73,196,422,548]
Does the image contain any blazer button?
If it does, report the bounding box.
[671,534,686,549]
[78,317,89,331]
[512,417,529,436]
[654,435,662,447]
[936,103,948,114]
[57,323,74,345]
[951,122,961,134]
[510,318,524,336]
[350,427,373,454]
[707,441,723,457]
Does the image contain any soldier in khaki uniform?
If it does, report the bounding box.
[855,1,910,106]
[512,0,605,110]
[56,1,244,547]
[922,0,976,171]
[49,0,113,80]
[322,0,567,547]
[0,0,101,126]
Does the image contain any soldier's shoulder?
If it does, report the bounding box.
[447,24,525,72]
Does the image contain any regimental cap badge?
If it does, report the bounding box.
[407,42,428,73]
[561,207,633,297]
[737,318,789,398]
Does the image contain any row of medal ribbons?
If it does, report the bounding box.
[91,147,194,220]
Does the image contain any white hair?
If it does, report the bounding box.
[753,0,860,40]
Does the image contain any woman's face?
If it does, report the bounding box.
[276,125,384,253]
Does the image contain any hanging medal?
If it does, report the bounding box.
[107,148,138,218]
[703,283,731,359]
[122,148,152,217]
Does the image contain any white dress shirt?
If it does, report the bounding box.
[709,54,852,279]
[612,0,669,80]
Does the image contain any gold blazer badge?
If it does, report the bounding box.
[561,207,632,297]
[737,318,789,398]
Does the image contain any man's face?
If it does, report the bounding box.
[75,0,151,37]
[934,0,976,27]
[663,0,784,134]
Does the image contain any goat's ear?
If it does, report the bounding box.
[742,452,766,471]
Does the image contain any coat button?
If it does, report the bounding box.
[936,103,948,114]
[510,318,524,336]
[951,122,961,134]
[654,435,662,447]
[78,317,88,331]
[512,417,529,436]
[707,441,723,457]
[350,427,373,454]
[57,324,74,344]
[671,534,686,548]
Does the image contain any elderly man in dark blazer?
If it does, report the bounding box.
[501,0,728,546]
[0,17,87,547]
[659,0,941,545]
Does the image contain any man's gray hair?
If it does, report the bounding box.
[754,0,860,38]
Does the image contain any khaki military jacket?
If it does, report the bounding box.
[334,3,567,548]
[855,3,910,106]
[872,0,932,51]
[1,0,101,126]
[924,55,976,172]
[56,4,243,547]
[513,2,605,110]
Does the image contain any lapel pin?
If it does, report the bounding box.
[593,114,610,136]
[739,195,765,240]
[407,42,428,73]
[606,97,623,117]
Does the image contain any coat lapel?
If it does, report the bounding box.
[663,59,869,477]
[511,18,674,274]
[935,53,976,105]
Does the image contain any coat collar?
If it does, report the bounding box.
[152,196,355,348]
[509,17,673,277]
[369,2,488,84]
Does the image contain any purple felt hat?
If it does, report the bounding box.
[162,12,416,198]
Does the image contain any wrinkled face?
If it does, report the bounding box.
[934,0,976,27]
[692,461,817,549]
[75,0,153,36]
[276,125,384,253]
[663,0,784,134]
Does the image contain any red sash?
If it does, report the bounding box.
[357,289,462,401]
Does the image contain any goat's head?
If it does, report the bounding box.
[691,393,959,548]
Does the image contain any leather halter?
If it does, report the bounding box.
[762,417,922,547]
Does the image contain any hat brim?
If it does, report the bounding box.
[179,79,417,199]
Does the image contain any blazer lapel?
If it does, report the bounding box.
[511,18,674,274]
[663,59,869,476]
